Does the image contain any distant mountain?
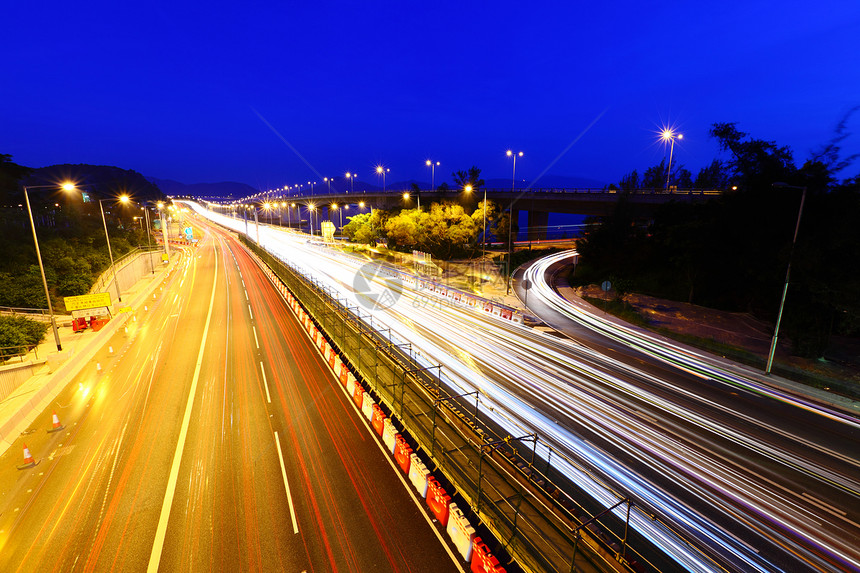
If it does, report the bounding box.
[22,164,163,201]
[147,177,258,200]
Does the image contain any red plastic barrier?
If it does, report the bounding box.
[426,477,451,526]
[483,302,492,312]
[352,384,364,408]
[328,351,337,369]
[371,405,386,435]
[470,537,506,573]
[394,435,412,474]
[339,364,350,385]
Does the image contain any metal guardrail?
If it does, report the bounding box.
[0,306,50,317]
[0,344,36,363]
[241,235,718,573]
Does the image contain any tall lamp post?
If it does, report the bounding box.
[426,160,440,191]
[22,182,76,351]
[157,200,170,260]
[505,150,524,294]
[661,129,683,190]
[345,172,355,193]
[376,165,389,192]
[324,177,331,193]
[766,183,808,375]
[307,204,316,236]
[98,195,129,302]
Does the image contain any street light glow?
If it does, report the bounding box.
[61,182,76,191]
[119,195,130,203]
[464,184,473,193]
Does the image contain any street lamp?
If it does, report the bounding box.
[661,129,683,190]
[156,200,171,260]
[464,183,488,260]
[345,172,355,193]
[376,165,389,192]
[505,150,524,294]
[21,182,77,351]
[426,160,440,191]
[324,177,332,193]
[331,202,343,231]
[307,204,316,236]
[765,182,808,375]
[309,181,314,195]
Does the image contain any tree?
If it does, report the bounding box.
[452,166,485,190]
[709,122,796,189]
[619,170,640,190]
[694,159,731,189]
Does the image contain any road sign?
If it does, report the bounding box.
[64,292,111,311]
[601,280,612,292]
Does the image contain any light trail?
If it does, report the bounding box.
[187,204,860,573]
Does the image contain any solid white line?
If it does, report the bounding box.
[274,431,299,534]
[260,361,271,403]
[147,246,219,573]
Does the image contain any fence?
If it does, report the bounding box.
[241,235,717,573]
[88,246,163,301]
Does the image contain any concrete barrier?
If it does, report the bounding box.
[408,453,430,498]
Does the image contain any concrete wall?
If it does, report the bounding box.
[97,251,163,306]
[0,360,45,402]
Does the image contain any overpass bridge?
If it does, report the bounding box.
[203,187,722,240]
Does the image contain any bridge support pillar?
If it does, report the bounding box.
[527,210,548,242]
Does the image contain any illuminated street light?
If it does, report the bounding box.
[376,165,390,192]
[21,182,78,351]
[425,159,440,191]
[505,150,524,294]
[464,183,488,261]
[661,129,683,190]
[345,172,355,193]
[324,177,332,193]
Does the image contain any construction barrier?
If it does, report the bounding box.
[371,405,386,436]
[346,375,356,396]
[394,435,412,474]
[352,383,364,409]
[361,392,374,421]
[339,364,351,386]
[447,503,476,562]
[426,477,451,526]
[471,537,507,573]
[328,349,337,370]
[408,453,430,498]
[382,419,397,454]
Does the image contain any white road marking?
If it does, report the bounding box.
[260,361,271,403]
[147,246,219,573]
[253,326,259,349]
[248,305,253,320]
[274,431,299,534]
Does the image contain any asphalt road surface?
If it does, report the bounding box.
[0,224,460,572]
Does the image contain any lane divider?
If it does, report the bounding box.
[274,431,299,534]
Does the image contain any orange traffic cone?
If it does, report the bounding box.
[48,411,64,433]
[18,443,36,469]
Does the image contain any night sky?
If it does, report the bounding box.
[5,1,859,190]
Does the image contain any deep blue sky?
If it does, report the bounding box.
[4,1,859,191]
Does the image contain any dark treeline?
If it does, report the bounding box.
[576,117,860,358]
[0,155,164,310]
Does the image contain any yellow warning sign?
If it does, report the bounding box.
[118,306,133,313]
[64,292,112,312]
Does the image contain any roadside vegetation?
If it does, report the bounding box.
[0,154,163,311]
[573,116,860,360]
[0,316,48,361]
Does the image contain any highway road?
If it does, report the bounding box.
[193,205,860,573]
[0,222,459,571]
